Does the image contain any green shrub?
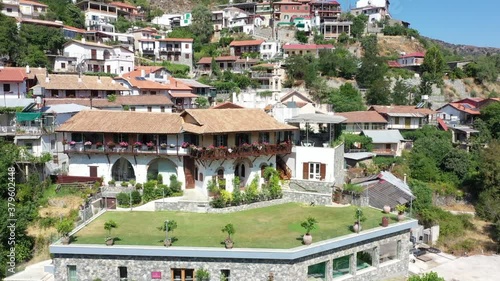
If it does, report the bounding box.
[231,189,245,206]
[268,174,282,199]
[131,190,142,205]
[120,181,129,187]
[157,174,163,184]
[210,196,226,208]
[245,175,260,203]
[220,189,232,206]
[116,192,129,206]
[135,183,143,189]
[169,175,182,193]
[39,217,57,229]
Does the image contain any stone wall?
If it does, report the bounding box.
[333,143,345,185]
[289,179,334,194]
[154,190,332,212]
[52,231,411,281]
[344,194,370,207]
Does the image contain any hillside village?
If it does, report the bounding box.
[1,0,500,281]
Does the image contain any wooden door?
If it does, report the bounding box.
[89,166,97,177]
[183,157,195,189]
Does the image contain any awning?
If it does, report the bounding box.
[169,92,199,98]
[16,112,42,122]
[15,135,41,140]
[286,113,346,124]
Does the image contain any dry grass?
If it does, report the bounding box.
[38,196,83,218]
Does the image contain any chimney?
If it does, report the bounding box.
[111,79,116,84]
[403,173,407,184]
[175,81,178,87]
[141,69,146,77]
[45,71,49,83]
[26,65,30,74]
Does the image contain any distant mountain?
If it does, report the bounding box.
[425,37,500,58]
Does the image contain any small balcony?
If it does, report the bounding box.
[141,48,155,55]
[251,72,274,79]
[372,149,397,156]
[16,126,55,135]
[64,144,189,156]
[189,142,292,160]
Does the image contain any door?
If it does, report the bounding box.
[89,166,97,177]
[405,117,411,128]
[183,156,195,189]
[91,49,97,60]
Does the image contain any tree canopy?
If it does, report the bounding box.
[328,83,365,112]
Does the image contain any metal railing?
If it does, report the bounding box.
[190,143,292,160]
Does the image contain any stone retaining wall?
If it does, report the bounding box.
[155,190,332,213]
[289,179,334,193]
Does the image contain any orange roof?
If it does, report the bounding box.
[18,18,63,28]
[19,0,48,7]
[446,103,481,115]
[0,68,28,82]
[197,56,239,64]
[109,1,137,9]
[335,111,387,123]
[121,66,164,79]
[158,38,194,42]
[63,25,87,33]
[211,102,244,109]
[229,40,265,47]
[369,105,435,116]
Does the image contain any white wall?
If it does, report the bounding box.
[356,0,387,8]
[127,105,173,113]
[0,81,27,98]
[292,146,337,183]
[387,117,422,130]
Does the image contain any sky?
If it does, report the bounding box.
[341,0,500,48]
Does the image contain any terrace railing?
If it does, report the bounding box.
[190,142,292,160]
[65,144,189,156]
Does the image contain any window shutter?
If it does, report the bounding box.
[320,163,326,180]
[302,162,309,180]
[213,135,217,146]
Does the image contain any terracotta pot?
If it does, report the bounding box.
[353,222,362,233]
[225,239,234,249]
[164,238,172,247]
[303,234,312,245]
[398,213,405,221]
[383,205,391,213]
[61,236,70,245]
[105,238,114,246]
[382,216,389,227]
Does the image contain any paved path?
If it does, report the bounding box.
[4,260,54,281]
[426,255,500,281]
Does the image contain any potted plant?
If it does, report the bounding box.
[107,141,116,149]
[133,141,142,149]
[119,141,129,148]
[69,140,76,147]
[108,179,115,187]
[221,223,235,249]
[160,143,168,150]
[146,141,155,150]
[158,220,178,246]
[396,204,407,221]
[353,208,367,233]
[181,142,190,148]
[300,217,317,245]
[95,142,103,150]
[195,268,210,281]
[84,141,92,149]
[56,219,74,245]
[120,181,129,187]
[104,220,118,246]
[383,205,391,213]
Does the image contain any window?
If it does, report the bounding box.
[161,106,165,112]
[171,268,194,281]
[213,135,228,147]
[51,140,56,151]
[363,123,370,130]
[185,53,190,59]
[221,269,230,281]
[174,55,179,61]
[147,106,152,112]
[120,66,124,72]
[61,63,66,69]
[7,8,12,13]
[194,166,198,181]
[113,133,129,143]
[307,261,326,281]
[303,162,325,180]
[3,84,11,92]
[356,250,374,271]
[332,255,351,278]
[130,106,135,111]
[185,44,189,48]
[67,265,77,281]
[394,117,400,124]
[379,241,399,264]
[71,133,83,143]
[235,133,250,146]
[234,163,246,179]
[118,266,128,281]
[258,132,270,143]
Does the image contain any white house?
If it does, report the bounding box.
[369,105,436,130]
[1,0,20,17]
[0,67,28,99]
[352,0,391,23]
[56,109,297,193]
[259,40,280,60]
[361,130,405,157]
[156,38,194,70]
[77,0,118,32]
[19,0,48,19]
[62,39,135,75]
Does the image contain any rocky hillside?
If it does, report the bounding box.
[150,0,223,14]
[377,35,426,57]
[425,37,500,58]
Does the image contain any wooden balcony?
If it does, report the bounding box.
[64,144,189,156]
[189,142,292,160]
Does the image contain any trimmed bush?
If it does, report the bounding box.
[116,192,129,206]
[131,190,142,205]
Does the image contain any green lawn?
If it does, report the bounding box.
[73,203,397,249]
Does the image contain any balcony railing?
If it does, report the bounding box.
[251,72,274,78]
[65,144,189,156]
[190,142,292,160]
[16,126,55,135]
[372,149,397,156]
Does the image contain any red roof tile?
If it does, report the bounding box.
[229,40,265,47]
[0,68,28,82]
[158,38,194,42]
[336,111,387,123]
[369,105,435,115]
[446,103,481,115]
[211,102,244,109]
[109,1,137,9]
[19,0,48,7]
[387,61,402,68]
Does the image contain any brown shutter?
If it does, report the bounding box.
[303,162,309,180]
[320,163,326,180]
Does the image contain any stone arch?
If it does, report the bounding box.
[111,157,135,181]
[234,158,253,185]
[146,158,177,183]
[259,162,269,178]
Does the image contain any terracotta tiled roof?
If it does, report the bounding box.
[63,25,87,33]
[181,108,298,134]
[211,102,244,109]
[18,18,63,28]
[369,105,435,116]
[280,90,315,104]
[56,110,182,134]
[229,40,265,47]
[64,39,113,49]
[109,1,136,9]
[158,38,194,42]
[0,68,28,82]
[400,52,425,58]
[387,61,402,68]
[121,66,164,79]
[335,111,387,123]
[37,74,128,91]
[19,0,48,7]
[446,103,481,115]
